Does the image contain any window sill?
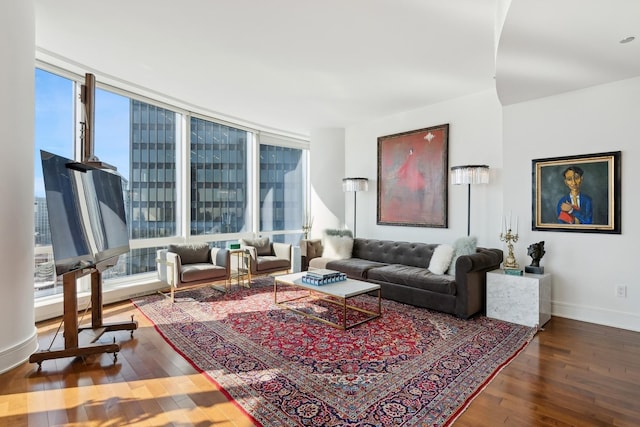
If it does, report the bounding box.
[34,276,166,323]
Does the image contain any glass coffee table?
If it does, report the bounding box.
[274,272,381,330]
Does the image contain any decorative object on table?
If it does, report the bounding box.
[531,151,621,234]
[134,277,536,427]
[377,124,449,228]
[302,268,347,285]
[342,177,368,238]
[450,164,490,236]
[504,268,523,276]
[302,213,314,239]
[500,212,520,271]
[525,240,546,274]
[227,242,241,250]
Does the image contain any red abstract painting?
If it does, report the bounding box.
[377,124,449,227]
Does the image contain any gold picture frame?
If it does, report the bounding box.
[532,151,621,234]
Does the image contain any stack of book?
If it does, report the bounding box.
[302,269,347,286]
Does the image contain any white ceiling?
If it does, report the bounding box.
[35,0,640,137]
[496,0,640,106]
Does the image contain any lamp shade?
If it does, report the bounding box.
[342,177,369,192]
[450,165,490,185]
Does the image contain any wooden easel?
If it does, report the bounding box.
[30,72,137,368]
[29,268,138,368]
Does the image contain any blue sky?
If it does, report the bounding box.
[35,69,130,197]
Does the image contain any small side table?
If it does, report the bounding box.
[229,248,251,288]
[486,269,551,328]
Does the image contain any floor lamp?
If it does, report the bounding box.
[342,177,368,238]
[450,165,489,236]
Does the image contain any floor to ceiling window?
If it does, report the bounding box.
[33,64,309,302]
[259,144,306,244]
[190,117,250,238]
[94,93,182,279]
[34,68,74,298]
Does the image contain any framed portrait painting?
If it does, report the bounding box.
[532,151,621,234]
[377,124,449,228]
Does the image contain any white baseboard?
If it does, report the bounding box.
[0,328,38,374]
[552,300,640,332]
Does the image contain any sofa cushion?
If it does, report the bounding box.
[322,234,354,259]
[308,257,332,270]
[428,244,454,274]
[241,237,271,256]
[326,258,388,280]
[168,243,210,265]
[448,236,478,276]
[367,264,456,295]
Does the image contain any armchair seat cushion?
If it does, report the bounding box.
[255,256,290,272]
[179,263,228,284]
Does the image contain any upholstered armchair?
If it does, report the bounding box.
[157,243,231,302]
[240,237,292,278]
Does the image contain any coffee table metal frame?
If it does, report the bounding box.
[274,272,381,330]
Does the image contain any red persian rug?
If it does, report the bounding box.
[133,278,536,426]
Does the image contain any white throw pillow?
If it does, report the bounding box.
[322,235,354,259]
[428,244,455,275]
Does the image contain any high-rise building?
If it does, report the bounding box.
[190,117,249,236]
[34,197,51,246]
[123,100,179,275]
[130,100,178,240]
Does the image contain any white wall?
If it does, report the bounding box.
[503,76,640,332]
[0,0,38,373]
[345,89,504,248]
[308,128,346,238]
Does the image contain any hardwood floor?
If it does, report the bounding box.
[457,317,640,426]
[1,301,639,426]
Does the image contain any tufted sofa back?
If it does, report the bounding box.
[352,238,438,268]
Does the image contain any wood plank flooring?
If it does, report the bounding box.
[1,300,639,426]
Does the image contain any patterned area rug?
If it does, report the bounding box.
[133,277,535,426]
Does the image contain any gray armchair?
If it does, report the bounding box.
[240,237,292,279]
[157,243,231,302]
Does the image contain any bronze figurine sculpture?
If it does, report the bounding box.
[525,241,545,274]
